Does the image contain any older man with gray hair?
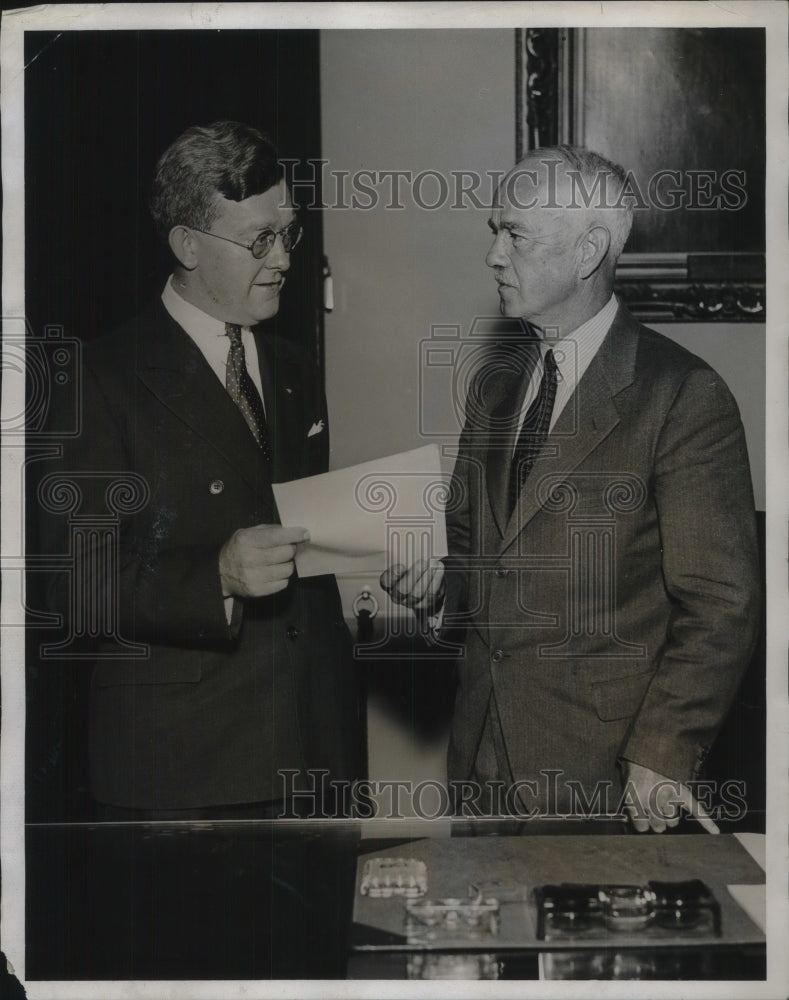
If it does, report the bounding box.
[384,145,759,832]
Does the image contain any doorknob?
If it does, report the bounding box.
[322,255,334,312]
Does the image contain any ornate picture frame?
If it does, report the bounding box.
[516,27,766,322]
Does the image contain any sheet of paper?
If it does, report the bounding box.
[726,884,766,934]
[728,833,766,932]
[272,444,448,577]
[733,831,767,871]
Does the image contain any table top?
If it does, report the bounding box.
[24,820,765,982]
[351,833,765,952]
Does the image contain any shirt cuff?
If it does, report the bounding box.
[426,606,444,634]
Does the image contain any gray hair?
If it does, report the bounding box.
[515,145,634,261]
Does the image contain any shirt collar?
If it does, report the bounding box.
[541,294,618,374]
[161,275,234,342]
[565,293,618,345]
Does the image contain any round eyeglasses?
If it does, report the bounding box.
[191,220,303,259]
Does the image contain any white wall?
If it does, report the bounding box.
[321,29,515,470]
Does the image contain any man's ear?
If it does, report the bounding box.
[168,225,199,270]
[577,225,611,279]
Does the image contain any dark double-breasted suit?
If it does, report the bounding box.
[40,301,362,810]
[443,304,759,812]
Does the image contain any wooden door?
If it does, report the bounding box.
[24,29,325,361]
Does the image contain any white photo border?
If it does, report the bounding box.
[2,3,787,998]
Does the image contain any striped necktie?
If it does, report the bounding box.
[508,347,557,514]
[225,323,271,462]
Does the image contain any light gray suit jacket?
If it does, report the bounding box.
[443,304,759,811]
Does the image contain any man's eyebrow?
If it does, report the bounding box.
[240,215,296,237]
[490,219,532,238]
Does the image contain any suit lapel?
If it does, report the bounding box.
[498,307,641,553]
[485,392,517,537]
[253,329,304,483]
[485,344,538,535]
[136,304,266,491]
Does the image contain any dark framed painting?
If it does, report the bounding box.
[516,27,766,321]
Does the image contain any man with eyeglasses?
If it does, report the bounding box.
[40,121,362,819]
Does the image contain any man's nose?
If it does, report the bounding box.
[486,233,508,269]
[265,233,291,271]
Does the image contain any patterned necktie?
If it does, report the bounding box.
[225,323,271,462]
[508,347,558,514]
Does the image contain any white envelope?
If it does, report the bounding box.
[272,444,449,577]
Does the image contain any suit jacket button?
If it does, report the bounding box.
[495,568,508,578]
[286,625,299,640]
[491,649,504,662]
[209,479,224,495]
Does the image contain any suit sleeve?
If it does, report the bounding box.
[442,353,516,633]
[619,367,760,783]
[440,410,477,616]
[38,354,234,649]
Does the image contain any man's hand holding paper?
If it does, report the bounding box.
[380,558,445,615]
[272,444,448,579]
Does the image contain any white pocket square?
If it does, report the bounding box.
[308,420,325,437]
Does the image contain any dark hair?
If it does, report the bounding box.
[150,121,283,242]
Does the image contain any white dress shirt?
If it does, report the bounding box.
[513,293,619,449]
[161,276,265,407]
